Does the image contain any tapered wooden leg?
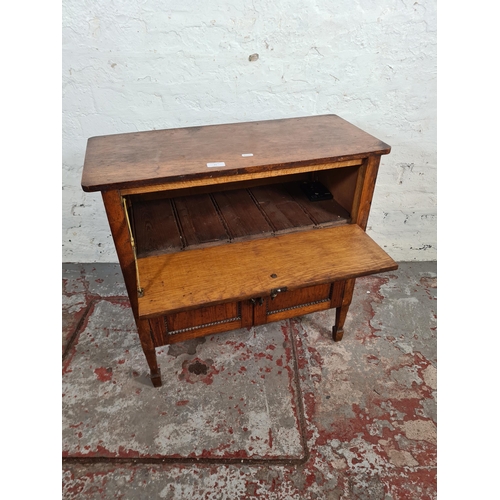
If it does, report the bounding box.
[138,319,162,387]
[333,305,348,341]
[150,370,162,388]
[332,278,356,342]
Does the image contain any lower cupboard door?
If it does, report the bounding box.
[254,283,334,325]
[147,282,345,344]
[148,301,249,345]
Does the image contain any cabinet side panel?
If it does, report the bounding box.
[317,165,360,216]
[355,155,381,230]
[101,190,139,321]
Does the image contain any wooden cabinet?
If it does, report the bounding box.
[82,115,398,387]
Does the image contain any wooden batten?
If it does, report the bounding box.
[129,182,352,258]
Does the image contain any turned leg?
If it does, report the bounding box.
[138,319,162,387]
[332,278,356,342]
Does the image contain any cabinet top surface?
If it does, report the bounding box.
[81,114,391,192]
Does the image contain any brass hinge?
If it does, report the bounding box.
[270,287,288,299]
[122,196,144,297]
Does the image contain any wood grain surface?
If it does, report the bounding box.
[132,198,182,257]
[266,283,331,313]
[82,115,390,192]
[137,224,398,319]
[131,182,352,257]
[212,189,272,240]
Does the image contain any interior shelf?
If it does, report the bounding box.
[131,182,351,258]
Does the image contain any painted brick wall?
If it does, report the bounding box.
[62,0,436,262]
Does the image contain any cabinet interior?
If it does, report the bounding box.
[127,168,361,258]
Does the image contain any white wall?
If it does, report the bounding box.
[62,0,436,262]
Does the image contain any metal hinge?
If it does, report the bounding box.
[270,287,288,299]
[121,196,144,297]
[250,297,264,306]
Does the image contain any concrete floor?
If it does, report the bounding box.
[62,262,437,499]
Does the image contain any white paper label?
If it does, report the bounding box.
[241,153,253,157]
[206,162,226,168]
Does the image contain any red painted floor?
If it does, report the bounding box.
[63,262,436,499]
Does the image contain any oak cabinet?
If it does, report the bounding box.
[82,115,398,387]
